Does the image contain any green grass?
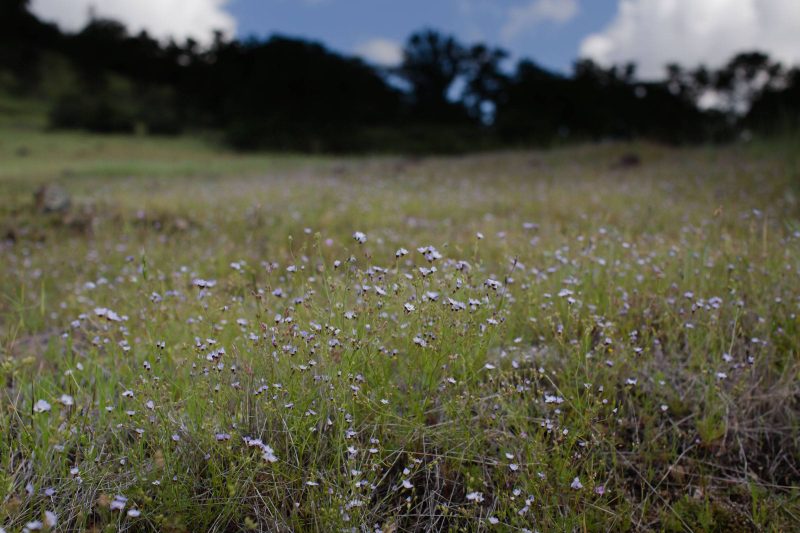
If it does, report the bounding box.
[1,128,799,532]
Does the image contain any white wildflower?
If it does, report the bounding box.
[466,491,484,503]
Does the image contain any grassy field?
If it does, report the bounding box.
[1,128,799,531]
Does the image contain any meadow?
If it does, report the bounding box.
[1,129,799,531]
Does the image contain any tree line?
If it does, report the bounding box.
[2,0,798,152]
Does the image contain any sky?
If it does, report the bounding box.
[29,0,800,79]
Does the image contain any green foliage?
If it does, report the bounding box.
[49,75,182,135]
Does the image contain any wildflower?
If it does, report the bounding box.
[485,279,502,290]
[419,266,437,277]
[488,517,500,525]
[403,303,415,313]
[447,298,466,311]
[417,245,442,262]
[94,307,122,321]
[262,447,278,463]
[33,399,51,413]
[127,509,141,518]
[402,479,413,489]
[353,231,367,244]
[44,511,57,528]
[395,248,408,257]
[466,491,484,503]
[343,498,364,512]
[110,495,128,511]
[571,477,583,490]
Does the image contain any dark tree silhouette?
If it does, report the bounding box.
[1,1,796,152]
[714,52,783,113]
[461,44,509,122]
[745,67,800,133]
[0,0,62,87]
[397,30,469,122]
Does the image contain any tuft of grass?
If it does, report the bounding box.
[1,130,799,531]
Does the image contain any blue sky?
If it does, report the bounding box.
[227,0,617,74]
[30,0,800,79]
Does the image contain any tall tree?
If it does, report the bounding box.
[397,30,467,121]
[714,52,783,113]
[461,44,508,122]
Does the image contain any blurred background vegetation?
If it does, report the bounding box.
[2,0,799,153]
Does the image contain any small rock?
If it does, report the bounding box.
[613,153,642,169]
[34,184,71,213]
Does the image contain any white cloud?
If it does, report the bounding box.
[580,0,800,79]
[354,38,403,67]
[501,0,579,42]
[29,0,236,45]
